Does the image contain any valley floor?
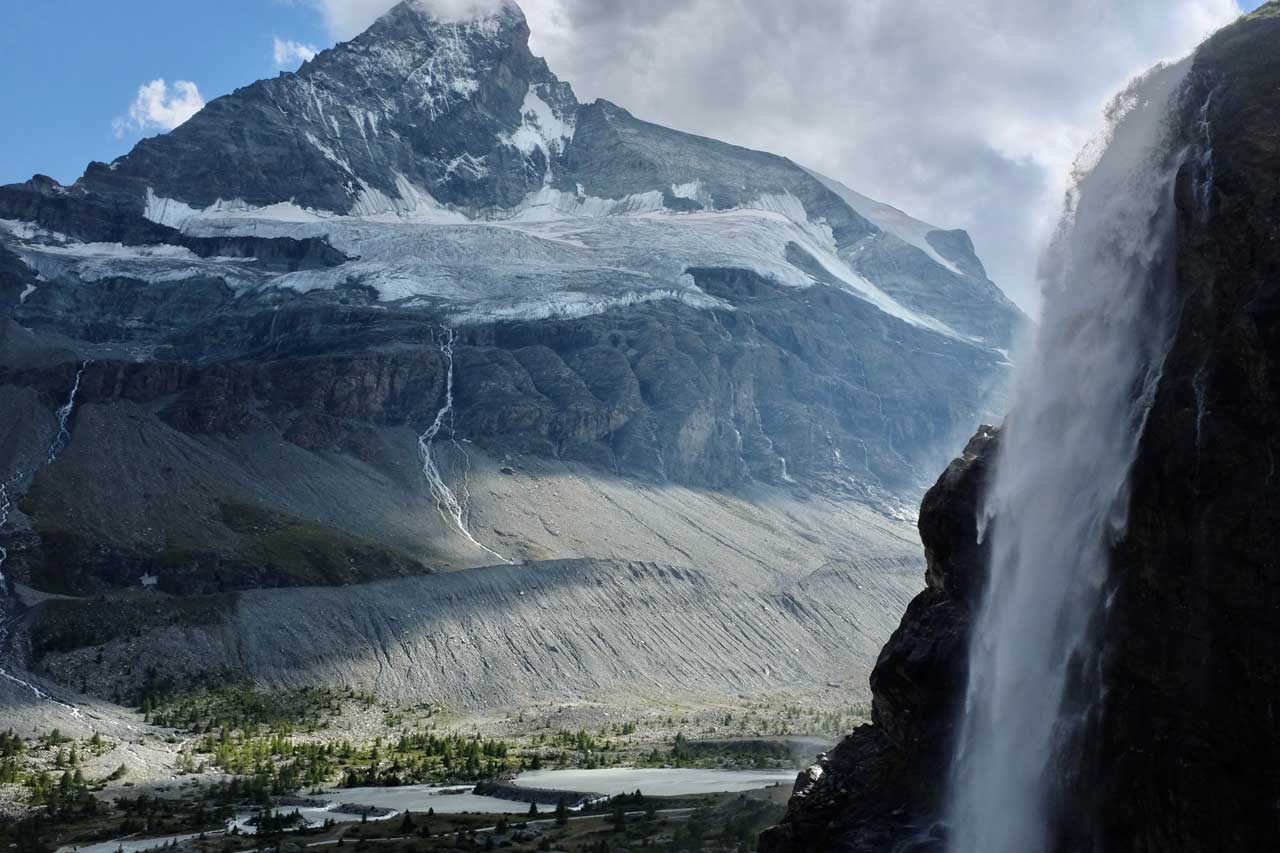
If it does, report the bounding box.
[0,680,845,852]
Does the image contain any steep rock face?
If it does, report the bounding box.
[764,5,1280,850]
[759,426,997,853]
[0,271,1003,596]
[1087,7,1280,848]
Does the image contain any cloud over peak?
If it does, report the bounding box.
[308,0,523,39]
[112,79,205,139]
[274,36,320,68]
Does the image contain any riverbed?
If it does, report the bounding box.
[61,769,798,852]
[513,767,798,797]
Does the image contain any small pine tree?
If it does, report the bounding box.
[554,799,569,826]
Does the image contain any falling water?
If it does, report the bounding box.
[0,480,12,585]
[0,361,91,716]
[1,360,91,583]
[947,60,1202,853]
[47,360,88,463]
[417,327,508,563]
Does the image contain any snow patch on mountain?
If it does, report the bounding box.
[741,193,960,336]
[351,174,470,223]
[803,168,965,276]
[500,84,575,180]
[305,131,357,174]
[0,219,71,244]
[671,180,714,208]
[11,238,253,287]
[144,189,200,230]
[506,187,666,222]
[449,285,727,325]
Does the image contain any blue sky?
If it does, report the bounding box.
[0,1,331,185]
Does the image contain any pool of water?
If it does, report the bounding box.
[315,784,547,815]
[228,802,380,831]
[64,770,798,852]
[512,768,798,797]
[62,831,215,853]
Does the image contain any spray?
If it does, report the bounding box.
[946,60,1200,853]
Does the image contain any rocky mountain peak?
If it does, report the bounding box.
[76,0,571,218]
[376,0,527,30]
[352,0,534,74]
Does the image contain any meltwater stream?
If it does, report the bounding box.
[417,327,508,563]
[0,360,90,715]
[946,62,1204,853]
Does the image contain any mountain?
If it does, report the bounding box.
[0,1,1022,715]
[762,5,1280,850]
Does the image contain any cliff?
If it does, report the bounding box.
[762,4,1280,850]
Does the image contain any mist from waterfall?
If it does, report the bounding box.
[946,59,1201,853]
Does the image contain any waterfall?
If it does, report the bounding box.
[46,360,88,463]
[946,60,1201,853]
[0,480,12,585]
[417,327,508,564]
[0,361,91,716]
[0,359,91,583]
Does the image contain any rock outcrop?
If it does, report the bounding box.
[1085,6,1280,848]
[760,426,996,853]
[763,4,1280,850]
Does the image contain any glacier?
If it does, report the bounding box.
[1,179,971,338]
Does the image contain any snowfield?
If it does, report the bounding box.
[3,181,978,338]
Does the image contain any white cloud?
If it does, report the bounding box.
[112,79,205,138]
[274,36,319,68]
[307,0,523,38]
[303,0,1244,310]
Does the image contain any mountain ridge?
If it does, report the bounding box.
[3,0,1021,726]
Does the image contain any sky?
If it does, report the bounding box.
[0,0,1265,310]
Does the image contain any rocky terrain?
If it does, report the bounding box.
[0,0,1022,738]
[762,4,1280,850]
[29,548,922,711]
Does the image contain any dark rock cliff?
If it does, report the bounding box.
[762,5,1280,850]
[0,263,1003,596]
[760,426,996,853]
[1088,7,1280,848]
